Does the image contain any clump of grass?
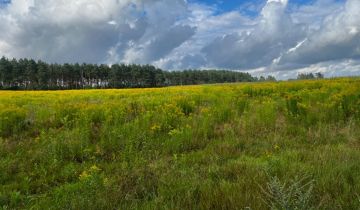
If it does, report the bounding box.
[260,175,315,210]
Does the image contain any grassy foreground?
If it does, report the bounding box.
[1,78,360,209]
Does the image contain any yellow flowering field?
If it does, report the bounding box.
[1,78,360,209]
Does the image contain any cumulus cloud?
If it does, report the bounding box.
[121,25,195,64]
[0,0,360,78]
[201,0,305,69]
[0,0,191,64]
[153,3,256,70]
[275,0,360,66]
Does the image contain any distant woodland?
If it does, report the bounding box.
[0,57,261,90]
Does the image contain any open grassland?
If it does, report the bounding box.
[1,78,360,209]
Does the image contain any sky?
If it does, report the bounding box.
[0,0,359,79]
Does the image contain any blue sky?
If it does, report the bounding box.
[191,0,259,11]
[0,0,10,7]
[0,0,359,79]
[191,0,314,12]
[189,0,266,17]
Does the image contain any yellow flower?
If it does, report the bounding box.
[200,107,210,114]
[150,124,161,132]
[103,178,110,186]
[34,136,41,143]
[95,145,103,155]
[265,151,273,158]
[90,165,101,172]
[79,171,91,181]
[168,128,182,136]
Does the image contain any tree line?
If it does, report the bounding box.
[297,72,324,80]
[0,57,260,90]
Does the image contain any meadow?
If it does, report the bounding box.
[1,78,360,209]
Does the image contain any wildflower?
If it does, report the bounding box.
[35,136,41,143]
[168,128,182,136]
[83,148,92,154]
[103,177,110,186]
[265,151,273,158]
[274,144,280,150]
[200,107,210,113]
[150,124,161,132]
[95,145,103,155]
[90,165,101,172]
[79,171,91,181]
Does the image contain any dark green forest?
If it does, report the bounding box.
[0,57,260,90]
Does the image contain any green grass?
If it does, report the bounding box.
[1,78,360,209]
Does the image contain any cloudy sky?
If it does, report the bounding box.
[0,0,359,79]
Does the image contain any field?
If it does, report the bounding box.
[1,78,360,209]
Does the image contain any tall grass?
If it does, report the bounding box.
[0,78,360,209]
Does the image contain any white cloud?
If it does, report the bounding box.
[275,0,360,67]
[200,0,305,69]
[267,59,360,80]
[0,0,360,78]
[0,0,191,64]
